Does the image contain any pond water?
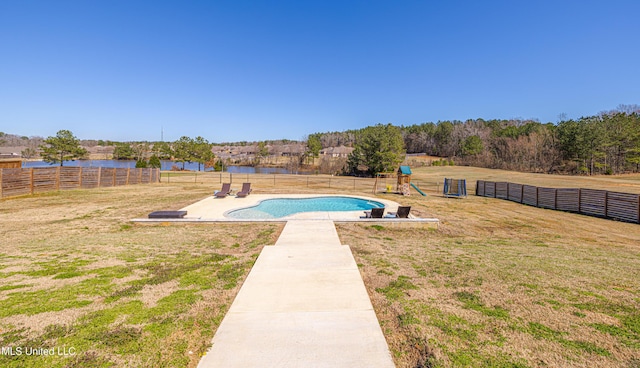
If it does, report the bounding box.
[21,160,297,174]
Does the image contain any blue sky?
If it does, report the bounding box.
[1,1,638,143]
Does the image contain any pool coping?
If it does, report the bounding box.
[131,217,440,226]
[222,195,387,219]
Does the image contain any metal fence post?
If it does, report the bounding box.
[577,188,581,214]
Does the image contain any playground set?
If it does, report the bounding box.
[373,165,467,198]
[373,166,426,196]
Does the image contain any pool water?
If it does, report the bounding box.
[226,196,385,219]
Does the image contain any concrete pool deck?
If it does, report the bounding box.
[197,219,396,368]
[132,194,439,227]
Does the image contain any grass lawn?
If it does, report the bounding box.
[0,184,282,367]
[1,166,639,367]
[339,166,640,368]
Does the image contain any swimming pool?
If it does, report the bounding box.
[225,196,385,219]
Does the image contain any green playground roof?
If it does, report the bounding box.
[399,166,412,175]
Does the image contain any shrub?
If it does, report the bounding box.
[148,155,161,169]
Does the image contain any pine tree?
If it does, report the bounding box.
[39,130,88,166]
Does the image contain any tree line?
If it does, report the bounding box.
[8,104,640,176]
[308,105,640,175]
[34,131,216,171]
[112,136,215,170]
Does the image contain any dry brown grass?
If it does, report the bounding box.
[1,167,639,367]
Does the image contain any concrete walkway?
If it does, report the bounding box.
[198,220,395,368]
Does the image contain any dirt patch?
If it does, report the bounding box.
[0,274,95,294]
[139,280,181,308]
[2,304,104,337]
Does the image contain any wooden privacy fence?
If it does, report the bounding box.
[476,180,640,224]
[0,167,160,198]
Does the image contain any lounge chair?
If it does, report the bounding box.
[364,207,385,218]
[215,183,232,198]
[388,206,411,218]
[236,183,252,198]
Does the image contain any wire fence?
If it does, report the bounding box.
[0,168,456,198]
[161,172,377,191]
[160,171,446,194]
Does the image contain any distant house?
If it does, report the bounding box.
[213,143,308,159]
[0,152,21,159]
[240,145,257,156]
[215,145,257,158]
[212,146,233,159]
[280,144,305,157]
[321,146,353,158]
